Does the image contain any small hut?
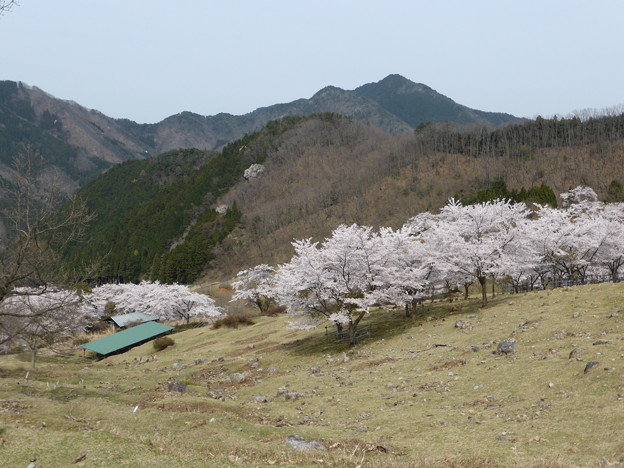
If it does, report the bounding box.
[80,321,173,358]
[106,312,158,329]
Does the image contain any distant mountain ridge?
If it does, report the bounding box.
[0,74,522,196]
[355,74,517,127]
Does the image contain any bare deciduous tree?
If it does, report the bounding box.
[0,144,94,311]
[0,288,93,367]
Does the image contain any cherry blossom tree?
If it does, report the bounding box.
[274,224,432,344]
[0,288,98,367]
[272,238,329,329]
[369,226,431,316]
[503,214,549,292]
[231,264,277,315]
[420,199,528,306]
[86,281,222,324]
[560,185,599,209]
[563,199,624,282]
[248,185,623,347]
[155,283,223,324]
[534,199,607,284]
[273,225,380,344]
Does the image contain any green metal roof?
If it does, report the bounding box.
[80,321,173,356]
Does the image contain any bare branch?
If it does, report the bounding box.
[0,1,19,16]
[0,144,94,305]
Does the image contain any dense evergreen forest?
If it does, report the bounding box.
[461,180,558,206]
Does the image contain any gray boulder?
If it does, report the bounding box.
[496,338,516,355]
[167,381,187,393]
[286,434,326,451]
[584,361,600,374]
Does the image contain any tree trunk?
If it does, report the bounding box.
[405,303,411,318]
[335,322,343,334]
[348,322,357,346]
[608,262,620,283]
[464,284,470,300]
[31,348,37,369]
[477,275,487,306]
[347,311,367,346]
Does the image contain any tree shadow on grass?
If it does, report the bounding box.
[290,294,510,357]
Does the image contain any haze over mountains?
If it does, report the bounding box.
[0,74,521,193]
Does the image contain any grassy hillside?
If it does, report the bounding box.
[1,282,622,467]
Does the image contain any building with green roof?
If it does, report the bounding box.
[80,321,173,357]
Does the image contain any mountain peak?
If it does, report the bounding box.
[359,74,433,95]
[311,85,348,99]
[378,73,413,85]
[354,74,516,128]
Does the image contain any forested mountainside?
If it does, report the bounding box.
[66,112,624,283]
[0,80,149,201]
[0,75,521,202]
[63,116,308,283]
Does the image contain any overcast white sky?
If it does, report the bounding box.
[2,0,623,123]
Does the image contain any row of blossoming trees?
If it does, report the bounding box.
[0,281,223,367]
[233,186,624,345]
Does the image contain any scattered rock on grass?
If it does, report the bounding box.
[455,320,468,329]
[593,340,612,346]
[167,381,187,393]
[584,361,600,374]
[286,434,326,451]
[496,338,516,355]
[207,389,225,400]
[284,391,305,401]
[248,357,260,368]
[230,372,248,384]
[251,395,268,403]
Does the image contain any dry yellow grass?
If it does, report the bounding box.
[1,282,623,467]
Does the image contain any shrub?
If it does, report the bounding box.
[212,314,255,329]
[86,320,109,333]
[104,301,116,315]
[264,305,287,316]
[72,336,90,346]
[153,336,175,351]
[173,322,206,333]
